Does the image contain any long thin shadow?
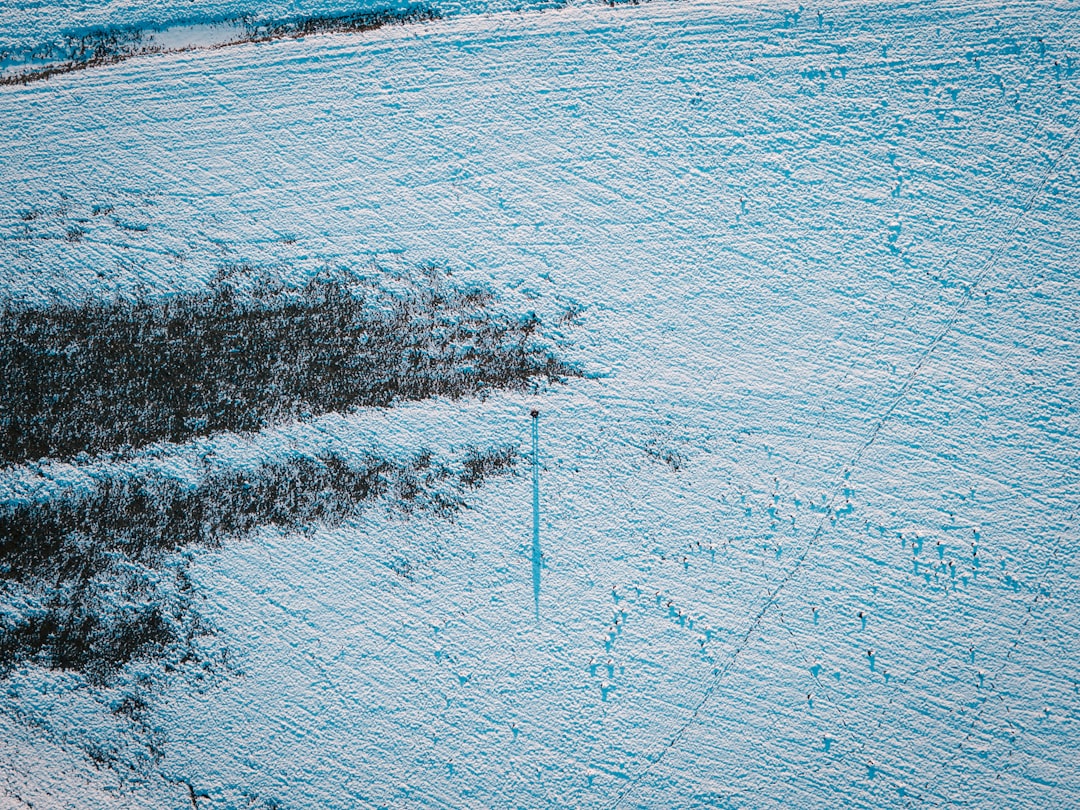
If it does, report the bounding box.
[531,410,541,620]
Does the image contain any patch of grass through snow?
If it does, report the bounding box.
[0,263,578,465]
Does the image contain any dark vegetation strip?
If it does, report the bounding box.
[0,266,578,464]
[0,5,440,86]
[0,443,517,684]
[246,5,440,41]
[0,27,149,86]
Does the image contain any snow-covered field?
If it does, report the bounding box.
[2,0,1079,807]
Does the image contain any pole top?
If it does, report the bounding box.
[530,409,539,419]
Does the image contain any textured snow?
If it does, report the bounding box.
[2,0,1079,807]
[0,0,566,57]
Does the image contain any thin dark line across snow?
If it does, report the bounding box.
[612,37,1080,810]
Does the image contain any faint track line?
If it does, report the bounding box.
[612,57,1080,810]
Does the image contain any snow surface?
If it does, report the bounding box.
[2,0,1080,807]
[0,0,568,59]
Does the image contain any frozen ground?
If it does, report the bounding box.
[2,0,1080,807]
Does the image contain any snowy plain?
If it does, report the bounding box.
[2,0,1080,807]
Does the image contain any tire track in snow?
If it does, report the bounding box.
[613,71,1080,810]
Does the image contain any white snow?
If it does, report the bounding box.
[1,0,1079,807]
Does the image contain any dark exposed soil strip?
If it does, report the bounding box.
[0,259,576,779]
[0,266,578,465]
[0,5,441,86]
[0,443,518,684]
